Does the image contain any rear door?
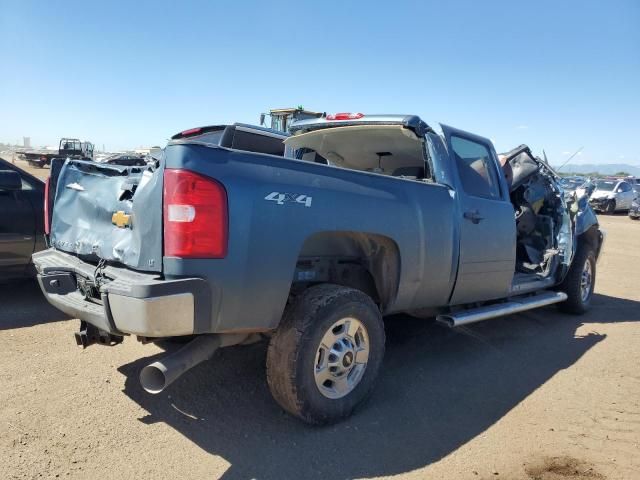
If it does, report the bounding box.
[441,126,516,305]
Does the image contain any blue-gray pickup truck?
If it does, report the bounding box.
[33,115,604,424]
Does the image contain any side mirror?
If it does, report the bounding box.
[0,170,22,191]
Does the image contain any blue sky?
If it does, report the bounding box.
[1,0,638,165]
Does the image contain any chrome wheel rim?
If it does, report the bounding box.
[580,258,593,302]
[314,317,370,399]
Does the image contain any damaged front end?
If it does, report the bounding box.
[500,145,599,282]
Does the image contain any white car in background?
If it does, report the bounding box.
[588,179,636,213]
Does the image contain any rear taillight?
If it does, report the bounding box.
[177,127,202,137]
[163,169,228,258]
[44,176,51,235]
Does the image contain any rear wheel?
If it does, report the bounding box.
[558,244,596,314]
[266,284,385,424]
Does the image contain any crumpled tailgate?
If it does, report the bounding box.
[49,159,163,272]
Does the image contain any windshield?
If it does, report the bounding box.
[60,140,81,151]
[595,181,616,191]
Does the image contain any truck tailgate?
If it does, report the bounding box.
[50,159,163,272]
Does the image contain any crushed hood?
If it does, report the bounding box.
[590,190,613,200]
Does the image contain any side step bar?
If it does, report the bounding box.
[437,291,568,327]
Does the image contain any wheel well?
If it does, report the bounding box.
[578,225,603,258]
[292,232,400,310]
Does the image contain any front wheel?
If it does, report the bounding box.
[266,284,385,424]
[558,245,596,314]
[605,199,616,214]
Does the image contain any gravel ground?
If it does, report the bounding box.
[1,215,638,480]
[9,157,51,181]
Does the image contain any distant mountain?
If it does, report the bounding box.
[554,163,640,177]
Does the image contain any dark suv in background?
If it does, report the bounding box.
[0,157,45,281]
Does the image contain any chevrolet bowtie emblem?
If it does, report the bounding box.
[112,211,132,228]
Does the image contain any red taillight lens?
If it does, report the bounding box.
[44,176,51,235]
[326,112,364,120]
[178,127,202,137]
[163,169,228,258]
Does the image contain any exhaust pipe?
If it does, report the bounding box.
[140,334,223,394]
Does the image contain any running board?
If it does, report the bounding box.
[437,291,568,327]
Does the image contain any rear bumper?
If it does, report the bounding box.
[33,249,211,337]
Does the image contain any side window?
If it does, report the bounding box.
[1,161,36,190]
[451,135,501,199]
[20,172,39,191]
[232,130,285,156]
[620,182,631,192]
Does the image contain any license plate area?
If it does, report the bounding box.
[76,275,103,304]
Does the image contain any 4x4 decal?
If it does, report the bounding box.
[265,191,313,207]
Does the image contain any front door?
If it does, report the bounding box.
[618,182,634,209]
[0,191,36,278]
[442,126,516,305]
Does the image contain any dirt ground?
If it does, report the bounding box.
[8,157,51,181]
[1,213,638,479]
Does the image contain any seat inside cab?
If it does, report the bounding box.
[285,125,429,180]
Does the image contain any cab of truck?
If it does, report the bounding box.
[58,138,94,160]
[287,113,601,306]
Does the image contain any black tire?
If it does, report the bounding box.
[605,199,616,214]
[557,244,596,314]
[266,284,385,425]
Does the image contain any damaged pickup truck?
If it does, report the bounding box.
[33,115,603,424]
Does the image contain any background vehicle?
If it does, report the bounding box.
[0,157,45,281]
[170,122,289,154]
[589,179,635,213]
[559,176,586,196]
[23,138,94,168]
[259,106,322,133]
[628,177,640,197]
[629,197,640,220]
[98,153,147,166]
[33,114,603,424]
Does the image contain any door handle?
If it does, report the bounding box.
[463,210,484,224]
